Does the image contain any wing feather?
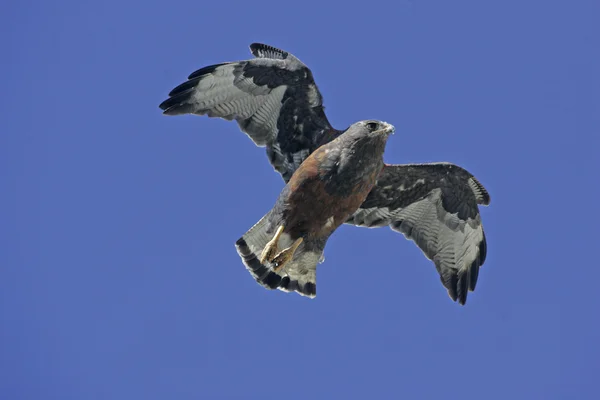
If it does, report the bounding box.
[348,163,490,305]
[159,43,341,181]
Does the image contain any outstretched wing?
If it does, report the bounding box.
[159,43,341,182]
[347,163,491,305]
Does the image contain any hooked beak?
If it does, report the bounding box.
[376,122,395,136]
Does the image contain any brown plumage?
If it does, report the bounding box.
[236,120,394,297]
[160,43,491,304]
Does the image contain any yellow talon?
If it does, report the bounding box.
[260,225,284,264]
[272,237,303,272]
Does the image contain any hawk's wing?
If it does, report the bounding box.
[159,43,340,182]
[347,163,491,305]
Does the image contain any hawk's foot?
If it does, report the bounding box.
[259,225,284,265]
[272,237,303,272]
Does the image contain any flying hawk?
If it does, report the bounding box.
[159,43,491,305]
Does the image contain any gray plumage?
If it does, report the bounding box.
[160,43,338,182]
[237,120,393,298]
[347,163,490,305]
[159,43,492,305]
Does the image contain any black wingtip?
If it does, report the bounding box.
[479,230,488,265]
[469,262,480,292]
[452,240,487,305]
[443,273,459,304]
[187,63,228,80]
[159,62,232,115]
[468,176,491,206]
[159,88,193,111]
[441,264,481,306]
[168,77,201,97]
[158,90,199,116]
[249,43,289,60]
[456,270,469,305]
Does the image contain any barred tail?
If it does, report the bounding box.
[235,212,320,298]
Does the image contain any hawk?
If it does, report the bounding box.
[159,43,491,305]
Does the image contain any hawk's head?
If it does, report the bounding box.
[345,120,395,140]
[341,120,394,155]
[321,120,395,183]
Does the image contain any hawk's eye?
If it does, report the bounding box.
[366,122,379,131]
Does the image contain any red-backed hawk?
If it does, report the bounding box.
[159,43,491,305]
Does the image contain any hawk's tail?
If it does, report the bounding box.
[235,212,320,298]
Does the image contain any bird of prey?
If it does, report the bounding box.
[159,43,491,305]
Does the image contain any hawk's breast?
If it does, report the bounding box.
[282,148,380,239]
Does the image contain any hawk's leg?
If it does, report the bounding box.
[272,237,303,272]
[260,225,284,265]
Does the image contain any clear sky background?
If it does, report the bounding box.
[2,0,599,399]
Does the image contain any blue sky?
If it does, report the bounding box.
[2,0,599,399]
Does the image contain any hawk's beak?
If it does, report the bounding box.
[378,122,395,136]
